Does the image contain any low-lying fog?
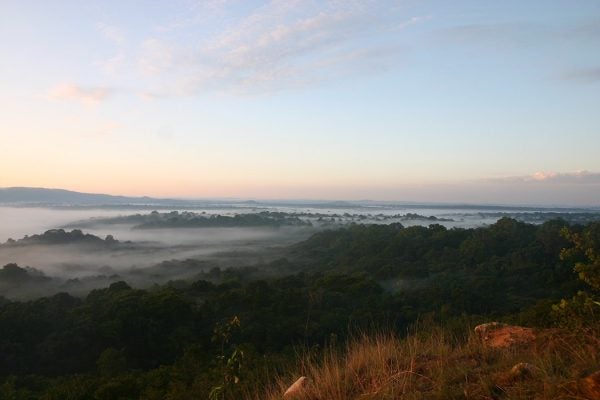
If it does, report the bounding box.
[1,204,598,299]
[1,209,315,269]
[0,227,311,275]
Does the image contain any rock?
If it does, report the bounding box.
[474,322,535,349]
[508,362,539,380]
[580,370,600,399]
[284,376,309,398]
[494,362,539,387]
[474,322,506,338]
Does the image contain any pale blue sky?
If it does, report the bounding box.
[1,0,599,205]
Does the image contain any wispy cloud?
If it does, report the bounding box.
[139,38,175,76]
[488,171,600,184]
[559,67,600,83]
[95,22,127,74]
[427,16,600,87]
[395,15,432,31]
[430,16,600,58]
[431,21,552,52]
[47,83,112,106]
[137,0,427,96]
[567,16,600,40]
[154,0,241,32]
[96,22,125,45]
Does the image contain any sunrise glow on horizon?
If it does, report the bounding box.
[1,1,600,205]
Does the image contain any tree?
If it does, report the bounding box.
[553,223,600,326]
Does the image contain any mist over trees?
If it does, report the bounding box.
[1,218,598,398]
[66,210,312,229]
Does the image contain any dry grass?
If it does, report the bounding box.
[248,325,600,400]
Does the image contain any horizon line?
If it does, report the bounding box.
[1,186,600,210]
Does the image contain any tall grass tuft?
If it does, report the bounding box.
[248,324,600,400]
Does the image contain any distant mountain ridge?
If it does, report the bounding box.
[0,187,377,209]
[1,187,597,211]
[0,187,179,206]
[0,187,358,208]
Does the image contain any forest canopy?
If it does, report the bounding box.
[0,218,598,399]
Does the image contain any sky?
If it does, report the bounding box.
[1,0,599,205]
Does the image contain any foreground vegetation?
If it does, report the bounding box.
[0,218,598,399]
[254,326,600,400]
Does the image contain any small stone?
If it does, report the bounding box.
[508,362,539,380]
[474,322,506,338]
[284,376,309,398]
[580,370,600,400]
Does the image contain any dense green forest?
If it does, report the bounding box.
[0,218,598,399]
[0,229,123,248]
[66,210,311,229]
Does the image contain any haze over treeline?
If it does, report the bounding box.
[1,190,600,299]
[1,1,599,398]
[0,214,598,398]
